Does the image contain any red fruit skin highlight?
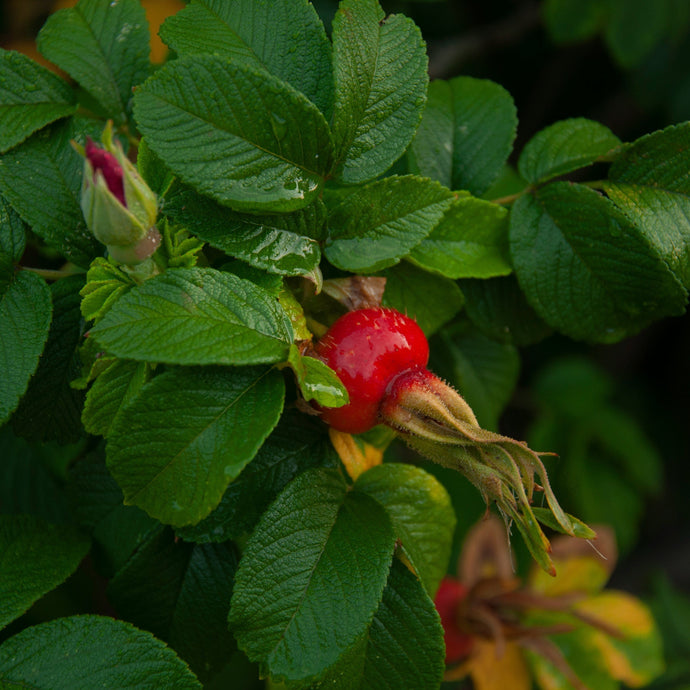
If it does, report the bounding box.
[313,307,429,434]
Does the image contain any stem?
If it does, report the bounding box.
[21,266,85,280]
[580,179,607,191]
[489,186,533,206]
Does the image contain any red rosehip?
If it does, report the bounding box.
[313,307,429,433]
[435,577,474,663]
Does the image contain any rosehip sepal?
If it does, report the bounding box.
[312,306,595,574]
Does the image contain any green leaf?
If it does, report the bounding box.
[0,427,71,524]
[0,48,76,153]
[80,257,136,323]
[408,195,511,278]
[108,528,238,682]
[230,467,396,682]
[604,0,669,68]
[0,270,52,426]
[331,0,428,183]
[356,464,455,597]
[107,365,284,526]
[604,122,690,287]
[288,344,349,408]
[0,615,202,689]
[531,507,597,539]
[460,275,552,346]
[542,0,607,43]
[175,411,339,543]
[11,275,85,444]
[164,186,323,277]
[325,176,454,273]
[159,0,334,118]
[409,76,517,196]
[524,615,618,690]
[133,55,333,213]
[431,326,520,430]
[312,557,445,689]
[36,0,150,124]
[518,118,621,184]
[0,514,89,630]
[82,359,150,437]
[0,117,102,267]
[90,268,294,366]
[0,194,26,262]
[382,261,464,335]
[509,183,687,342]
[68,448,159,577]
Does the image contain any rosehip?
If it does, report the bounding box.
[313,307,429,433]
[435,577,474,663]
[312,306,595,575]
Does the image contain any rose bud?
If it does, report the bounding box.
[77,121,160,265]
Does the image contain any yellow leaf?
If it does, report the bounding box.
[574,591,665,687]
[329,428,383,480]
[530,555,610,598]
[470,640,532,690]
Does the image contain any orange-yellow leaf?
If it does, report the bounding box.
[329,428,383,480]
[469,640,532,690]
[530,554,610,598]
[574,591,665,687]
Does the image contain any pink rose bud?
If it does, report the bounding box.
[77,121,159,265]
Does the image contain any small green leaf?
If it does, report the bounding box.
[312,557,445,689]
[80,257,136,323]
[0,615,202,689]
[0,427,71,524]
[460,275,552,346]
[531,507,597,539]
[164,187,323,277]
[382,261,464,335]
[604,122,690,287]
[509,183,687,342]
[0,117,102,267]
[108,528,238,682]
[331,0,428,183]
[159,0,334,118]
[82,359,150,437]
[0,194,26,262]
[230,467,396,682]
[431,325,520,430]
[518,118,621,184]
[356,464,455,596]
[133,55,333,212]
[409,76,517,196]
[542,0,607,43]
[0,48,76,153]
[0,514,90,630]
[0,270,52,425]
[90,268,294,366]
[604,0,669,68]
[11,275,85,444]
[288,344,349,408]
[408,195,512,278]
[325,176,454,273]
[107,365,284,526]
[37,0,150,124]
[68,448,159,577]
[175,411,339,543]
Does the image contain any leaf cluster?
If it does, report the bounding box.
[0,0,688,687]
